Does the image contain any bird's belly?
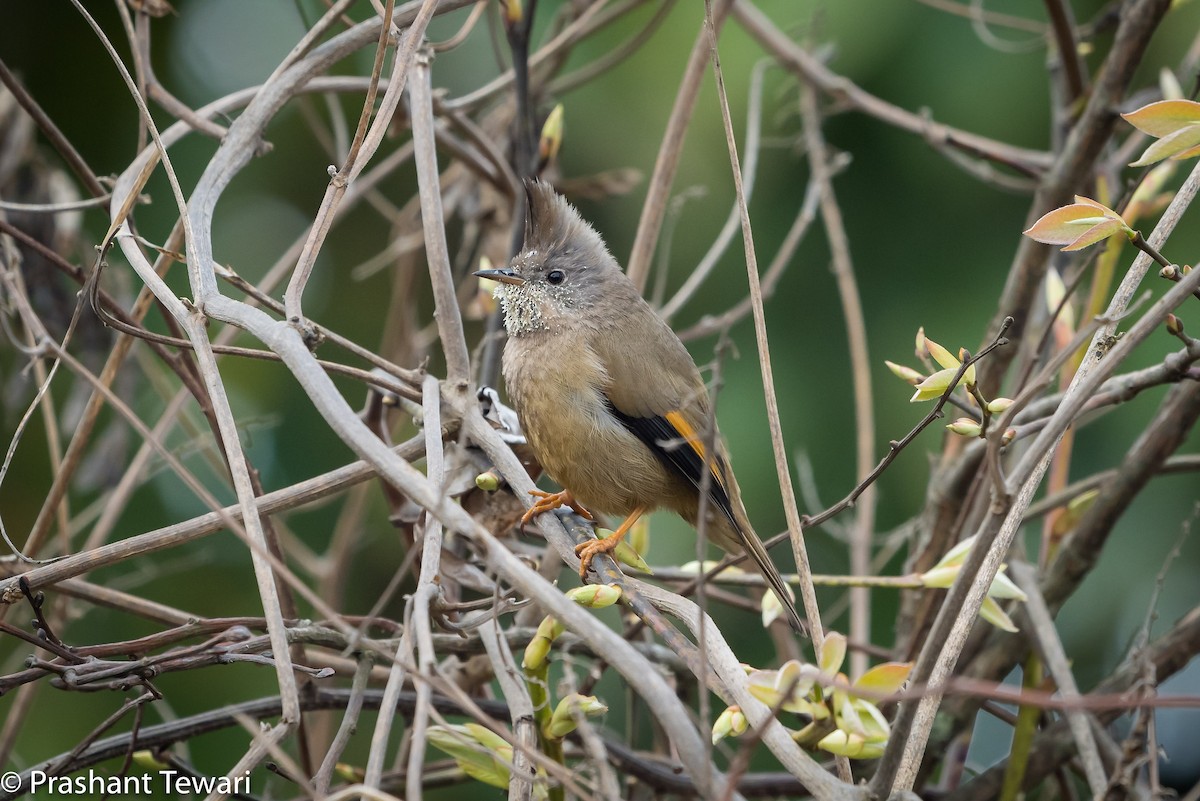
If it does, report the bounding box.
[538,421,680,516]
[503,336,681,517]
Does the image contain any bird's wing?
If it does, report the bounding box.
[603,401,739,531]
[591,303,738,526]
[604,394,808,636]
[593,304,809,636]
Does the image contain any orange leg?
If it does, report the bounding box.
[521,489,593,526]
[574,506,647,579]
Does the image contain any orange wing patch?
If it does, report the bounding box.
[664,411,727,490]
[604,397,737,528]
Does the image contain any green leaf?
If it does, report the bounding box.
[979,596,1018,632]
[853,662,913,696]
[819,632,847,676]
[1132,121,1200,166]
[924,337,960,371]
[987,570,1028,601]
[747,662,819,715]
[910,367,959,402]
[427,725,513,790]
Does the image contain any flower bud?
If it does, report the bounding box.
[132,751,169,771]
[712,706,749,744]
[957,349,977,388]
[817,729,884,759]
[545,694,607,739]
[522,615,564,670]
[678,560,730,574]
[566,584,622,608]
[885,360,924,386]
[474,469,501,492]
[946,418,982,437]
[538,104,564,165]
[986,397,1014,414]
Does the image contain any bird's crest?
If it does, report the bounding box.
[521,179,610,265]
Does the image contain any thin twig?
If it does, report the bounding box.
[479,616,537,801]
[803,322,1011,531]
[283,0,435,329]
[702,0,824,652]
[0,58,108,197]
[877,163,1200,796]
[72,0,305,735]
[0,433,431,601]
[679,178,823,342]
[545,0,677,96]
[313,654,375,794]
[732,0,1053,176]
[800,74,875,681]
[1008,561,1107,797]
[1042,0,1087,104]
[626,0,734,293]
[411,49,473,387]
[403,375,449,801]
[660,58,768,321]
[445,0,633,112]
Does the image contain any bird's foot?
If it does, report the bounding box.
[574,533,623,580]
[573,506,647,579]
[521,489,593,526]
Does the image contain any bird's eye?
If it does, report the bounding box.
[546,269,566,285]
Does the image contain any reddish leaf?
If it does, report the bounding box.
[1024,198,1127,252]
[1122,99,1200,137]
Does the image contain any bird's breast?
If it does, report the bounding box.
[502,334,682,516]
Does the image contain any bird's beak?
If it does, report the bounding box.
[473,267,525,286]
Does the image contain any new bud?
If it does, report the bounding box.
[712,706,749,744]
[566,584,623,608]
[545,694,607,739]
[522,615,564,670]
[475,470,501,492]
[885,360,924,386]
[946,418,982,437]
[986,397,1014,414]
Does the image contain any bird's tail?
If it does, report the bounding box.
[735,519,809,637]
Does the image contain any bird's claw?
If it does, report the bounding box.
[520,489,593,526]
[574,534,620,579]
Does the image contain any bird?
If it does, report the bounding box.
[475,180,806,635]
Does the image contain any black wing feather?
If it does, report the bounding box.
[604,400,736,527]
[607,400,809,636]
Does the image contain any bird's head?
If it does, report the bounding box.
[474,180,623,337]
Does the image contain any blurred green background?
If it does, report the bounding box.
[2,0,1199,793]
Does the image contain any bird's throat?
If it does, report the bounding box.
[496,284,550,336]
